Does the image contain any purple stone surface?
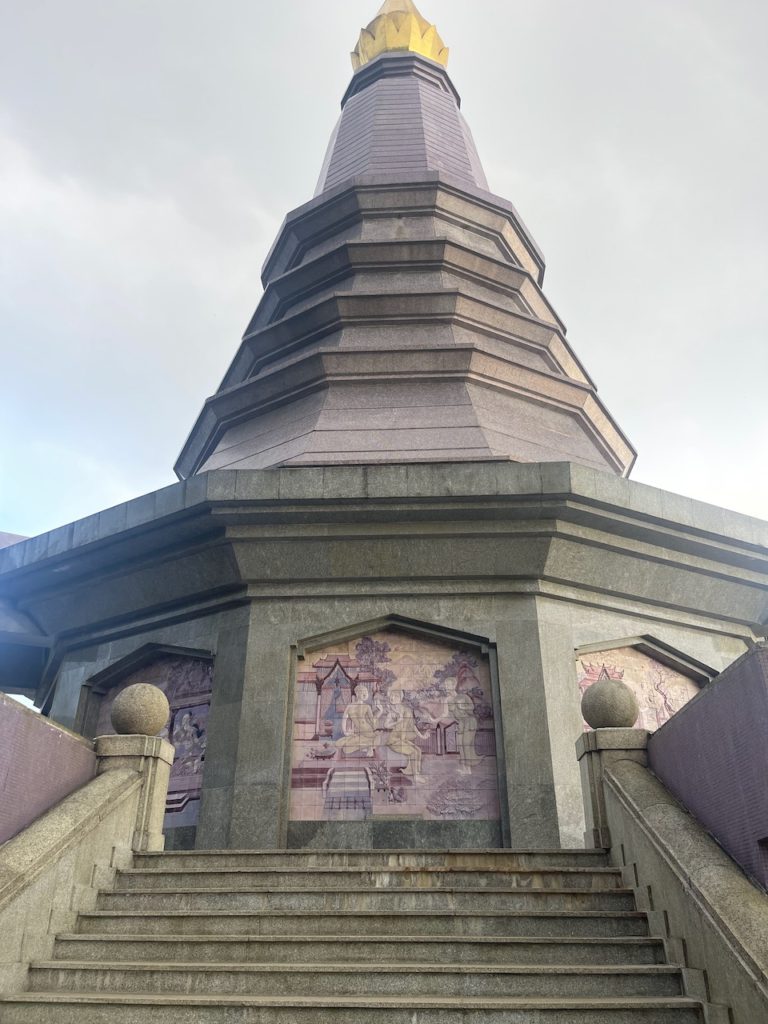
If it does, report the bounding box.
[647,644,768,891]
[0,692,96,844]
[316,54,488,196]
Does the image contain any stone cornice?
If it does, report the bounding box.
[250,239,567,339]
[261,176,545,286]
[341,53,460,107]
[2,463,767,589]
[174,276,635,479]
[185,347,632,476]
[240,291,582,379]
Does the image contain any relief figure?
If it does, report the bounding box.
[385,688,429,781]
[323,682,346,740]
[443,677,483,774]
[335,685,375,757]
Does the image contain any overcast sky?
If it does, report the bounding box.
[2,0,766,538]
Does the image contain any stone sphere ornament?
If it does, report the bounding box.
[581,675,640,730]
[110,683,170,736]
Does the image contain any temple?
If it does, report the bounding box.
[0,0,766,853]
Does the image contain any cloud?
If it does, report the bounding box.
[0,438,138,538]
[0,128,279,533]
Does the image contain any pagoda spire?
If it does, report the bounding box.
[175,3,635,481]
[351,0,448,70]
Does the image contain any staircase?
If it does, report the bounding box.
[1,848,705,1022]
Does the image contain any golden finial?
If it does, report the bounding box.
[351,0,449,71]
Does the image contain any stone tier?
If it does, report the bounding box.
[177,177,634,479]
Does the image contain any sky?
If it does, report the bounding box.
[1,0,767,538]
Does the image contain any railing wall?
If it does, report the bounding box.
[647,643,768,891]
[0,692,96,844]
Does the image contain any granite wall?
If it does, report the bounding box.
[3,462,763,852]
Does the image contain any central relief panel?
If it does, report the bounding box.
[289,630,500,824]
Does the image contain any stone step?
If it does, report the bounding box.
[116,866,622,891]
[75,909,650,938]
[0,992,705,1023]
[132,849,610,872]
[28,961,685,999]
[54,934,666,966]
[97,886,636,914]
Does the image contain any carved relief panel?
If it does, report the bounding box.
[94,652,212,830]
[576,643,702,733]
[290,629,500,824]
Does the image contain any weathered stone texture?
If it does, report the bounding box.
[581,676,640,730]
[110,684,170,737]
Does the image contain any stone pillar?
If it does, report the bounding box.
[95,734,174,851]
[535,597,588,848]
[94,683,174,852]
[196,606,252,849]
[494,597,562,849]
[575,729,648,848]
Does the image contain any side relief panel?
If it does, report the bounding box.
[97,655,212,830]
[577,645,700,732]
[290,630,500,824]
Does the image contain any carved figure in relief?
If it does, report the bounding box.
[442,677,483,774]
[334,685,376,757]
[385,688,429,781]
[323,682,347,740]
